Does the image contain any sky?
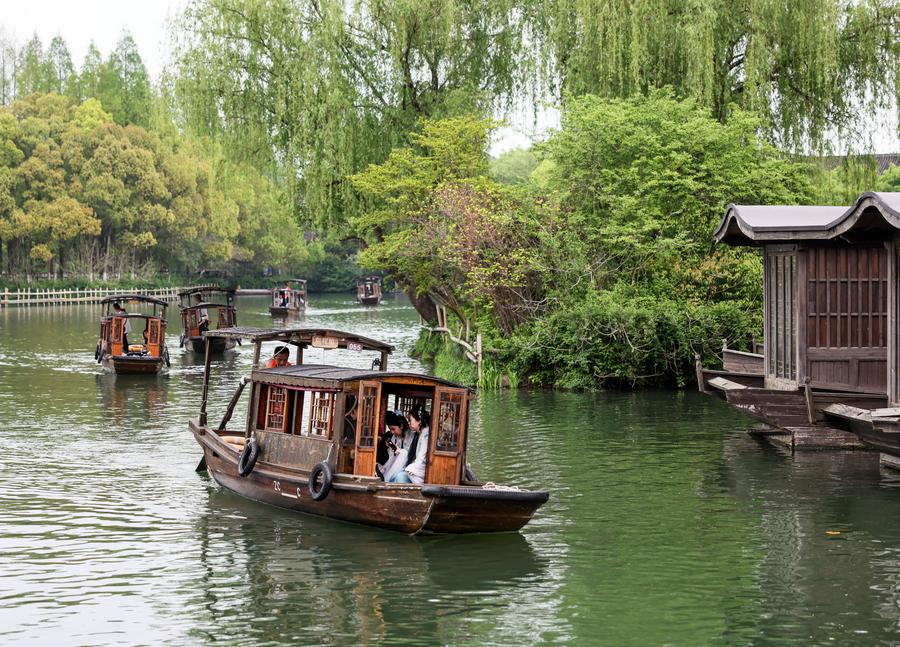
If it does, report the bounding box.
[0,1,895,155]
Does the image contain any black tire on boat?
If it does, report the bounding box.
[308,461,333,501]
[163,347,171,368]
[95,342,101,362]
[237,438,259,477]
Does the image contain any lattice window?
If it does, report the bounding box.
[265,386,287,431]
[395,395,428,417]
[358,386,378,448]
[806,246,887,349]
[308,392,334,437]
[436,392,463,453]
[343,395,358,444]
[112,318,123,342]
[149,321,160,344]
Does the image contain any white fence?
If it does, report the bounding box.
[0,286,184,307]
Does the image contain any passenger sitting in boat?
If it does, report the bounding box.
[195,294,209,332]
[376,411,412,481]
[387,405,430,485]
[265,345,292,368]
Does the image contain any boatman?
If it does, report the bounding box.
[113,302,131,348]
[266,345,292,368]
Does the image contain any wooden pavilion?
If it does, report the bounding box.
[701,191,900,448]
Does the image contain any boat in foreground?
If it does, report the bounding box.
[177,286,238,354]
[190,327,549,534]
[96,295,170,374]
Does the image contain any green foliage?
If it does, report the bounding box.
[0,93,307,280]
[490,147,539,185]
[877,163,900,193]
[539,0,899,150]
[173,0,537,226]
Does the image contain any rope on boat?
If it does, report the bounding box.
[481,482,523,492]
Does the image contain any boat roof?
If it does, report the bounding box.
[715,191,900,245]
[356,275,381,282]
[178,285,236,297]
[252,363,467,390]
[204,326,394,353]
[100,294,169,307]
[277,278,307,285]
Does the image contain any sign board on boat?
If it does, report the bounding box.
[312,335,339,349]
[347,342,363,352]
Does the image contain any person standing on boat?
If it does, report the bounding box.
[280,283,291,307]
[266,345,292,368]
[389,405,430,485]
[195,294,210,333]
[113,302,131,349]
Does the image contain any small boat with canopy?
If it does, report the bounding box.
[269,279,308,317]
[356,276,382,305]
[189,327,549,534]
[177,286,238,354]
[96,295,170,374]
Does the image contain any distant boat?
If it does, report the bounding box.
[269,279,308,317]
[356,276,382,305]
[96,295,170,374]
[190,326,549,534]
[177,286,238,354]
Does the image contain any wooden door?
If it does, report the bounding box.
[428,387,468,485]
[353,381,382,476]
[147,319,162,357]
[764,245,798,389]
[111,316,125,355]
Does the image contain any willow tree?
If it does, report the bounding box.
[173,0,539,226]
[538,0,899,150]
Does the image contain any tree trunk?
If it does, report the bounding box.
[102,232,111,281]
[57,245,65,279]
[406,287,437,323]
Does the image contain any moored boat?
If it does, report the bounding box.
[177,286,238,354]
[356,276,382,305]
[269,279,307,317]
[96,295,170,374]
[189,327,549,534]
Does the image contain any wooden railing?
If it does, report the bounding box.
[0,286,184,307]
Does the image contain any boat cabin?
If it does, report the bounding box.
[197,327,468,484]
[270,279,308,315]
[356,276,382,305]
[97,294,169,374]
[178,286,238,353]
[715,192,900,397]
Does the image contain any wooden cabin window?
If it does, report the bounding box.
[395,395,429,417]
[342,394,358,444]
[358,385,378,448]
[806,246,887,349]
[308,392,334,437]
[112,318,123,343]
[265,386,287,431]
[435,391,463,454]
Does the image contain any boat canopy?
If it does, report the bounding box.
[252,363,468,390]
[100,294,169,307]
[204,326,394,354]
[715,191,900,245]
[178,285,236,297]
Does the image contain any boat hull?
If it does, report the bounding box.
[183,336,236,354]
[102,354,164,374]
[357,296,380,306]
[268,306,298,317]
[191,422,547,534]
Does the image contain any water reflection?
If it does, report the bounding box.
[96,373,169,425]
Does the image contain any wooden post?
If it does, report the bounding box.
[476,333,483,383]
[381,351,388,371]
[199,336,213,426]
[466,319,470,343]
[803,376,815,424]
[251,341,261,370]
[695,354,705,393]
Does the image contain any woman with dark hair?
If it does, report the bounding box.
[378,410,407,480]
[389,404,430,485]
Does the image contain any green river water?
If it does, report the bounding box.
[2,294,900,646]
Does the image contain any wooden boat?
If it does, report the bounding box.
[269,279,308,317]
[189,327,549,534]
[177,286,238,354]
[356,276,382,305]
[825,404,900,462]
[96,295,170,374]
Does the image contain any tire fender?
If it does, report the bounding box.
[237,438,259,477]
[308,461,333,501]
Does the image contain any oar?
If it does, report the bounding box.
[196,455,207,472]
